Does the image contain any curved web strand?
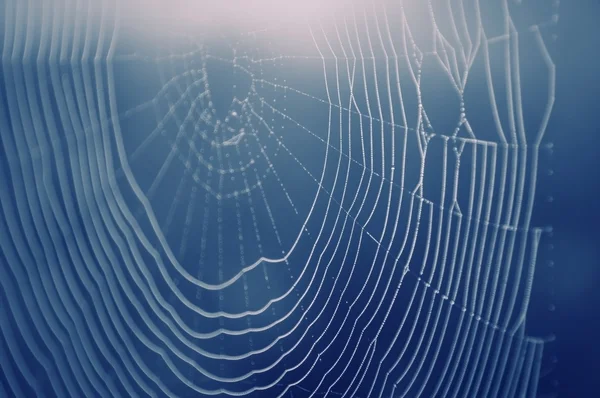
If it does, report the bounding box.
[0,0,559,396]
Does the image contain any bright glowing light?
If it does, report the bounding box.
[125,0,354,36]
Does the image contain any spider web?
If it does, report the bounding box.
[0,0,559,397]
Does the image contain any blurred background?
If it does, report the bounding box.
[539,0,600,395]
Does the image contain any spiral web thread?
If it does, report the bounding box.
[0,0,558,397]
